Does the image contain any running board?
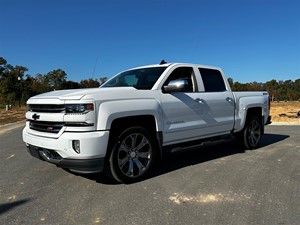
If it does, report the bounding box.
[164,134,234,154]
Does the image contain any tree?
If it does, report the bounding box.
[294,79,300,101]
[14,66,29,106]
[99,77,108,85]
[227,78,234,90]
[62,80,80,89]
[79,78,100,88]
[45,69,67,90]
[0,57,28,106]
[266,79,278,101]
[30,73,50,94]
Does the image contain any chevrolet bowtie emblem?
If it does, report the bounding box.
[32,114,40,120]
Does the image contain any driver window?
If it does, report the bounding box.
[164,67,195,92]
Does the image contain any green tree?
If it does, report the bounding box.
[0,57,28,106]
[265,80,279,101]
[79,78,100,88]
[227,78,234,90]
[45,69,67,90]
[31,73,52,94]
[14,66,29,106]
[62,80,80,89]
[294,79,300,101]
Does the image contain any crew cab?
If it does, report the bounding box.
[23,62,271,183]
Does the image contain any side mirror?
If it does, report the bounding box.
[163,79,189,93]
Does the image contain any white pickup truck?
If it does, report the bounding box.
[23,62,271,183]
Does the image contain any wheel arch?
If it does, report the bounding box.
[245,107,264,134]
[108,115,163,161]
[235,106,264,133]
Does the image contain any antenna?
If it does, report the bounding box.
[160,60,167,65]
[91,56,99,79]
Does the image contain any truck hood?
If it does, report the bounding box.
[30,88,102,100]
[28,87,152,101]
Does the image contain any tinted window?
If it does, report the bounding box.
[199,68,226,92]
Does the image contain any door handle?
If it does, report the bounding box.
[226,97,233,102]
[194,98,204,103]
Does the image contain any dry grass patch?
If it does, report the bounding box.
[0,107,26,126]
[270,101,300,123]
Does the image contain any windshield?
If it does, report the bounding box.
[102,67,167,90]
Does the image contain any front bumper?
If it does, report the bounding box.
[23,127,110,173]
[27,144,105,173]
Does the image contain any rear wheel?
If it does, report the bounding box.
[239,116,262,149]
[108,127,156,183]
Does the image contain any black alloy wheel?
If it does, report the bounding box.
[108,127,157,183]
[242,116,262,149]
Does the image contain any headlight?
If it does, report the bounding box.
[65,103,94,114]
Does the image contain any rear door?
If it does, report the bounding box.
[196,67,235,134]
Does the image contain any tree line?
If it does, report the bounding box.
[0,56,299,107]
[227,78,300,102]
[0,56,107,107]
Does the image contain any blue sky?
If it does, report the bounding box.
[1,0,299,83]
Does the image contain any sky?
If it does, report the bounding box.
[1,0,299,83]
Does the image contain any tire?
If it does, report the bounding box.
[108,127,157,183]
[239,116,262,150]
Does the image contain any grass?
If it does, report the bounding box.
[270,101,300,122]
[0,107,26,126]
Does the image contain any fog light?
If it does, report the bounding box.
[72,140,80,154]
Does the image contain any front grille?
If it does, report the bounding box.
[29,121,64,133]
[29,104,65,113]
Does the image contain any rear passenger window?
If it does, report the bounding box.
[199,68,226,92]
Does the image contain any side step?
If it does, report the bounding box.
[164,134,234,154]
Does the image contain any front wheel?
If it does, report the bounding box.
[238,116,262,150]
[108,127,157,183]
